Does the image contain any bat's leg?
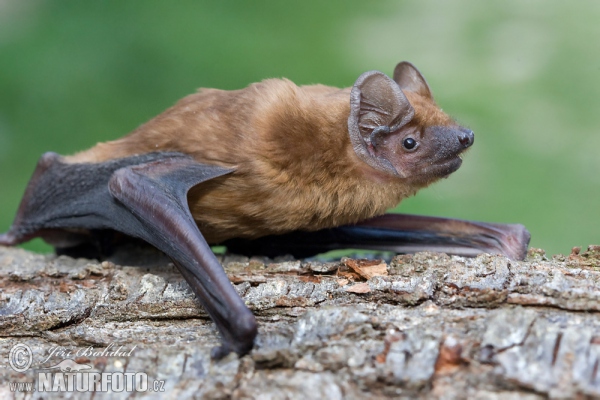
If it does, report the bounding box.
[0,152,257,357]
[224,213,531,261]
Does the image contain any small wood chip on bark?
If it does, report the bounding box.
[344,258,388,280]
[344,282,371,293]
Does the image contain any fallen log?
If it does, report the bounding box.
[0,245,599,399]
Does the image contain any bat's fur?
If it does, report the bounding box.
[67,69,457,243]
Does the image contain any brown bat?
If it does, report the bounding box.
[0,62,530,358]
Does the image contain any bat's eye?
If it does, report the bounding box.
[403,137,417,150]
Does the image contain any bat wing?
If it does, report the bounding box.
[225,213,531,261]
[0,152,257,358]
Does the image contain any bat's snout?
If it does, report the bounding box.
[458,128,474,148]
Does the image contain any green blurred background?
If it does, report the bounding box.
[0,0,598,256]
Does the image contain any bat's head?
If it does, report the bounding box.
[348,62,473,186]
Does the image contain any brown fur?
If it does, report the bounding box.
[66,77,456,243]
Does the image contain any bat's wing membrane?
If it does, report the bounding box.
[225,213,531,261]
[0,152,256,357]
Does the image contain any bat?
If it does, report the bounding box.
[0,62,530,358]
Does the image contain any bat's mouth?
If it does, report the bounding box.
[434,157,463,178]
[443,156,463,176]
[412,156,463,184]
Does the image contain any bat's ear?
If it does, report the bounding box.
[393,61,433,100]
[348,70,414,176]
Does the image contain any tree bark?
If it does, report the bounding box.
[0,244,599,399]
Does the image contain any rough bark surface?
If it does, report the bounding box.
[0,244,599,399]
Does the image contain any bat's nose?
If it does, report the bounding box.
[458,128,474,148]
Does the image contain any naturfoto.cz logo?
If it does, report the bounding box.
[5,343,165,393]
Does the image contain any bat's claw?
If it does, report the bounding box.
[210,327,257,360]
[210,315,257,360]
[210,339,255,360]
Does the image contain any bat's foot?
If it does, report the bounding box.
[502,223,531,261]
[0,232,16,246]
